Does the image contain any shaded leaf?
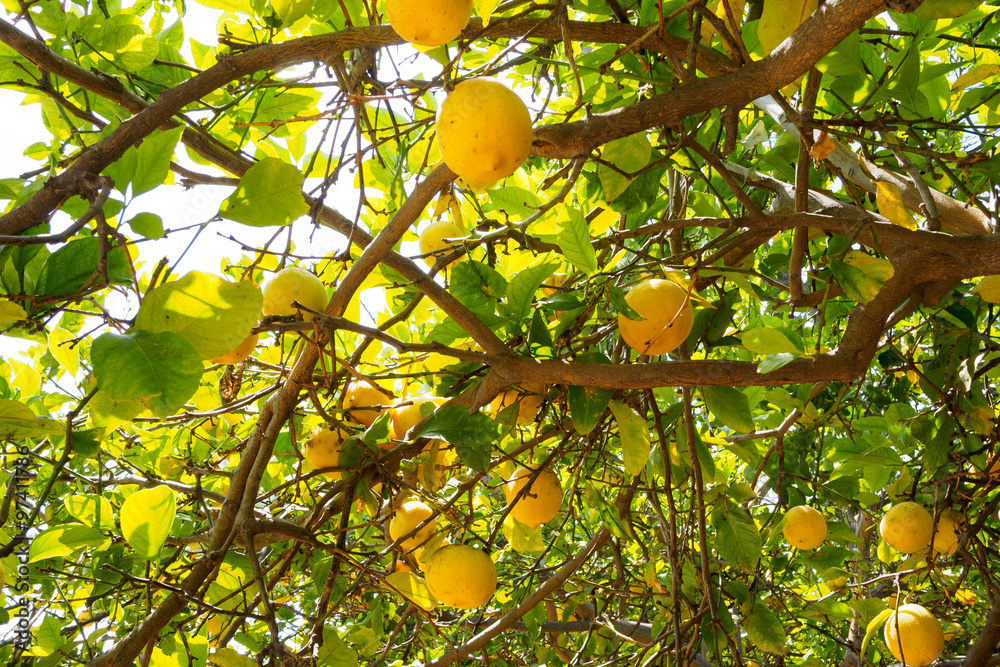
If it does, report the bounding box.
[712,500,762,571]
[219,157,309,226]
[28,525,109,563]
[0,399,63,438]
[703,386,755,433]
[743,597,789,655]
[609,399,651,476]
[384,571,438,611]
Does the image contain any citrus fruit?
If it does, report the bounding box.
[617,279,695,356]
[490,382,546,425]
[262,267,328,321]
[419,220,464,267]
[390,395,443,439]
[388,500,437,553]
[344,381,391,427]
[385,0,472,47]
[304,427,350,479]
[209,331,259,365]
[424,544,497,609]
[883,603,944,667]
[931,509,960,556]
[505,466,564,529]
[436,79,533,185]
[880,502,933,554]
[782,505,827,550]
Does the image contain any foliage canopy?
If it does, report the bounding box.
[1,0,999,666]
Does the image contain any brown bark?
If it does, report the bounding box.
[964,605,1000,667]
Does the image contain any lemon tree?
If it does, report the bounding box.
[1,1,1000,666]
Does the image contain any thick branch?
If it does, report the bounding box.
[964,605,1000,667]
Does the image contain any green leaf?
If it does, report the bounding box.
[0,399,63,438]
[91,330,204,418]
[319,627,360,667]
[384,571,438,611]
[609,399,651,476]
[272,0,311,25]
[860,608,895,663]
[503,515,546,554]
[568,385,612,435]
[830,259,883,304]
[28,525,109,563]
[120,486,176,560]
[135,271,263,360]
[218,157,309,226]
[64,494,115,530]
[598,133,652,203]
[36,238,131,296]
[741,327,803,355]
[488,186,543,219]
[417,406,500,474]
[586,481,632,540]
[125,212,165,239]
[742,597,788,655]
[94,14,160,71]
[703,387,755,433]
[506,258,557,324]
[557,207,598,275]
[913,0,983,19]
[758,353,799,374]
[712,501,762,572]
[449,260,507,318]
[132,126,185,195]
[527,309,554,359]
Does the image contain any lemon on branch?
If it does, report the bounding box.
[617,278,695,356]
[424,544,497,609]
[782,505,827,550]
[385,0,472,47]
[883,603,944,667]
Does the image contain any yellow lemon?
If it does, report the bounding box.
[344,381,391,428]
[436,79,533,185]
[880,502,933,554]
[490,382,546,425]
[782,505,827,550]
[385,0,472,47]
[419,220,464,267]
[883,603,944,667]
[262,267,328,321]
[304,427,350,479]
[618,279,695,356]
[209,331,259,365]
[505,466,564,529]
[931,509,961,556]
[390,395,443,440]
[424,544,497,609]
[388,500,437,554]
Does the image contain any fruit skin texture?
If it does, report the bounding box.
[389,500,437,553]
[880,501,933,554]
[424,544,497,609]
[385,0,472,47]
[262,267,328,321]
[491,383,546,425]
[931,509,961,555]
[883,604,944,667]
[209,332,259,365]
[618,279,695,356]
[304,428,349,479]
[436,79,533,185]
[505,466,564,529]
[782,505,827,550]
[390,395,443,440]
[419,220,463,267]
[344,382,390,428]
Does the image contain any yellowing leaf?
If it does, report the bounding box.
[48,327,79,377]
[608,399,651,476]
[210,648,258,667]
[503,514,545,554]
[475,0,502,26]
[432,191,453,219]
[120,486,176,560]
[844,250,895,284]
[0,300,27,326]
[951,64,1000,91]
[974,275,1000,303]
[701,0,746,44]
[384,571,438,611]
[876,181,917,230]
[810,131,836,160]
[758,0,819,56]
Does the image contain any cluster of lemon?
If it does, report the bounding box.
[781,501,961,666]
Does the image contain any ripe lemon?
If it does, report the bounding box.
[344,381,391,428]
[883,603,944,667]
[419,220,464,267]
[880,502,933,554]
[390,395,443,439]
[304,427,350,479]
[618,279,695,356]
[436,79,534,185]
[782,505,827,550]
[209,331,259,365]
[385,0,472,47]
[505,466,564,529]
[262,267,328,321]
[424,544,497,609]
[389,500,437,553]
[490,383,546,425]
[931,509,960,556]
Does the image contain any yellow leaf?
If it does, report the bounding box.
[810,131,836,160]
[475,0,501,26]
[384,571,438,611]
[844,250,895,284]
[48,327,79,377]
[432,191,453,219]
[9,360,40,398]
[973,275,1000,303]
[876,181,918,230]
[210,648,257,667]
[951,64,1000,91]
[0,301,27,327]
[758,0,819,56]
